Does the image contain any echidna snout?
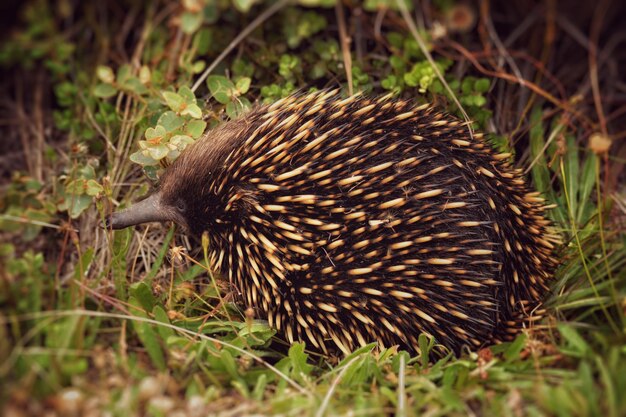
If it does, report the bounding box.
[106,192,187,231]
[110,91,558,356]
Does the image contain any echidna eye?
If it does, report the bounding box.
[176,200,187,212]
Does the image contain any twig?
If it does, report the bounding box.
[166,27,184,81]
[374,8,387,44]
[15,74,34,177]
[315,355,361,417]
[396,354,406,417]
[1,310,311,396]
[191,0,289,93]
[336,1,353,95]
[588,0,610,136]
[480,0,524,84]
[395,0,474,138]
[0,215,77,232]
[447,40,593,128]
[524,118,565,174]
[435,47,567,104]
[33,70,45,182]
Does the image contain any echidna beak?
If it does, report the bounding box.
[104,193,171,230]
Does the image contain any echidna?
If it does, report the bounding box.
[108,91,558,356]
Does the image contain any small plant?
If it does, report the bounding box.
[130,86,207,172]
[207,74,252,118]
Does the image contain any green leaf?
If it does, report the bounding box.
[252,373,268,401]
[93,83,117,98]
[472,94,486,107]
[181,11,203,34]
[130,282,156,311]
[181,103,202,119]
[309,61,327,79]
[282,10,328,48]
[191,60,205,74]
[298,0,336,6]
[65,179,86,195]
[185,119,207,138]
[124,77,149,95]
[158,111,185,133]
[162,91,185,112]
[563,134,579,222]
[46,316,82,350]
[381,75,398,90]
[112,227,131,300]
[169,135,195,151]
[341,354,373,386]
[287,342,313,378]
[129,296,166,371]
[78,164,97,179]
[235,77,251,94]
[166,149,181,161]
[440,387,465,411]
[461,78,473,94]
[145,125,167,141]
[504,334,527,362]
[116,64,132,84]
[232,0,258,12]
[147,144,169,160]
[96,65,115,83]
[143,227,176,284]
[529,107,550,195]
[193,28,213,55]
[418,333,433,369]
[232,58,255,77]
[65,194,93,218]
[387,32,404,49]
[178,85,197,105]
[129,149,158,166]
[338,343,376,365]
[474,78,490,93]
[59,356,88,377]
[237,321,275,346]
[139,65,151,84]
[389,55,404,72]
[559,324,590,357]
[278,54,300,80]
[84,179,103,196]
[219,349,239,379]
[207,75,235,104]
[144,165,159,181]
[226,97,251,119]
[153,306,174,340]
[577,154,597,225]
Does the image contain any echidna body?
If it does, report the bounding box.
[110,91,558,355]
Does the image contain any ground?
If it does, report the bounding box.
[1,0,625,416]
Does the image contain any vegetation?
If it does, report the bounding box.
[1,0,625,415]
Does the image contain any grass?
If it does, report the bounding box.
[1,0,625,416]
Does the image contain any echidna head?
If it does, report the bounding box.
[107,120,250,233]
